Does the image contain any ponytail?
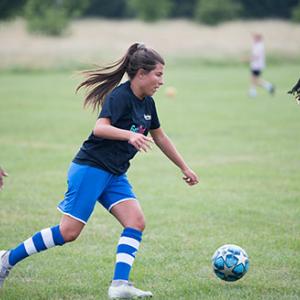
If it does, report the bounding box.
[77,43,164,111]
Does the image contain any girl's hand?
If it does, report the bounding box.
[128,132,153,152]
[182,168,199,186]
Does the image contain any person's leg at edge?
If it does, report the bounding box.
[108,200,152,299]
[251,70,274,95]
[259,78,275,95]
[0,215,84,287]
[249,74,258,97]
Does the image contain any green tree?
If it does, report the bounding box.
[128,0,173,22]
[239,0,299,19]
[0,0,26,20]
[169,0,198,18]
[292,2,300,22]
[195,0,242,25]
[24,0,90,36]
[84,0,129,18]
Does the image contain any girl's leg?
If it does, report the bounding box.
[259,78,275,94]
[0,215,84,288]
[249,74,258,97]
[108,200,152,299]
[7,215,84,267]
[111,199,145,231]
[110,200,145,281]
[60,215,85,242]
[1,163,106,288]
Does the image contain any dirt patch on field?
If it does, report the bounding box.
[0,18,299,68]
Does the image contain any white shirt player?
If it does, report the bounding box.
[250,40,265,71]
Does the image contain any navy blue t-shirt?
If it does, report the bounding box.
[73,81,160,175]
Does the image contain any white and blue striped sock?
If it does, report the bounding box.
[8,225,65,266]
[262,81,273,92]
[113,227,142,281]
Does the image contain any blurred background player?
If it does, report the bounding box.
[249,33,275,97]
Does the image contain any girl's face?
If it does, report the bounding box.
[140,63,164,97]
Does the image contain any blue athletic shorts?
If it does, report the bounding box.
[251,69,261,77]
[57,163,137,224]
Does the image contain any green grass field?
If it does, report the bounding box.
[0,62,299,299]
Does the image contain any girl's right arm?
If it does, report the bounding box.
[150,127,199,186]
[93,118,153,152]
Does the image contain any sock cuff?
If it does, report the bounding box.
[121,227,142,242]
[51,225,65,246]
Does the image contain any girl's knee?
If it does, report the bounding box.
[128,215,146,232]
[60,227,81,242]
[59,215,85,242]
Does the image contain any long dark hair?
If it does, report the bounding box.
[76,43,165,111]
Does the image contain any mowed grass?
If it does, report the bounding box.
[0,62,299,300]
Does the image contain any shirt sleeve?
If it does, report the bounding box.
[150,98,160,130]
[99,94,129,125]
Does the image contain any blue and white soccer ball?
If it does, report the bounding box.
[212,244,249,282]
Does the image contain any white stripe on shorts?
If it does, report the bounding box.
[56,207,87,224]
[116,253,134,266]
[118,236,140,250]
[108,198,137,212]
[41,228,55,249]
[24,237,37,255]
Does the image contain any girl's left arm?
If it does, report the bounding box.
[150,127,199,186]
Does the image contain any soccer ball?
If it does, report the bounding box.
[212,244,249,282]
[165,86,177,98]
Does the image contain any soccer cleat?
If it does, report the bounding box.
[108,280,153,299]
[248,88,257,98]
[0,250,12,288]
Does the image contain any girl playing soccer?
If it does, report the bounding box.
[0,43,199,299]
[248,33,275,97]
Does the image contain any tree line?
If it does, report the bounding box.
[1,0,300,35]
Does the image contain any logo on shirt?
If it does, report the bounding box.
[144,114,152,121]
[130,124,146,134]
